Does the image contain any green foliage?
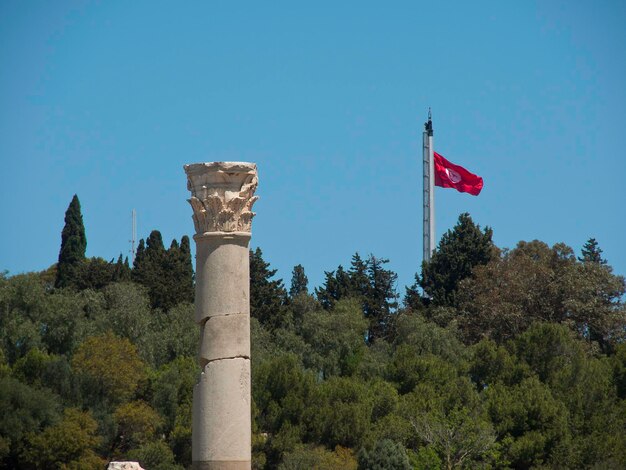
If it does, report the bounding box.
[0,377,60,467]
[420,212,494,308]
[289,264,309,298]
[300,299,368,378]
[4,200,626,469]
[127,440,184,470]
[56,195,87,289]
[250,247,288,329]
[132,231,194,310]
[113,400,163,452]
[71,331,146,405]
[458,240,626,348]
[485,377,569,468]
[316,253,398,342]
[308,376,374,450]
[357,439,411,470]
[19,408,104,470]
[278,445,356,470]
[579,237,607,265]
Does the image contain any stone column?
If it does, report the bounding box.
[184,162,259,470]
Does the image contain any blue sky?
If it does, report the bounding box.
[1,1,625,293]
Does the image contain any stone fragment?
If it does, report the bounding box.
[107,462,145,470]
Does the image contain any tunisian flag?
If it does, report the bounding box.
[434,152,483,196]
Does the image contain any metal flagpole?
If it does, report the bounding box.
[423,109,435,264]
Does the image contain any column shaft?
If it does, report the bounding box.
[184,162,258,470]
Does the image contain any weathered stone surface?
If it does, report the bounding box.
[107,462,145,470]
[194,235,249,324]
[185,162,256,470]
[199,313,250,367]
[192,358,251,463]
[185,162,258,234]
[192,461,251,470]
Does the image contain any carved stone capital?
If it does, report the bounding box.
[184,162,258,234]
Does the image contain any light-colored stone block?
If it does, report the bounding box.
[107,463,145,470]
[193,358,251,463]
[185,162,257,470]
[194,236,250,323]
[199,313,250,367]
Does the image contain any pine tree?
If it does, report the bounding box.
[364,255,398,343]
[55,195,87,288]
[316,266,352,310]
[348,253,369,298]
[404,274,425,312]
[579,238,607,265]
[250,247,287,329]
[289,264,309,298]
[420,212,494,307]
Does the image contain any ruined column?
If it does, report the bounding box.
[184,162,259,470]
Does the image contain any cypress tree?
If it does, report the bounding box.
[179,235,194,302]
[55,195,87,288]
[132,232,194,310]
[132,231,167,309]
[112,254,131,282]
[289,264,309,298]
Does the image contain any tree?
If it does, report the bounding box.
[364,255,398,343]
[56,195,87,289]
[0,377,60,467]
[132,231,194,310]
[72,257,116,290]
[579,237,607,265]
[316,266,351,310]
[280,445,357,470]
[19,408,105,469]
[420,213,494,308]
[250,248,287,329]
[113,400,163,452]
[289,264,309,298]
[300,299,368,378]
[485,377,569,469]
[357,439,411,470]
[404,274,425,312]
[409,409,495,470]
[457,241,625,347]
[112,254,132,282]
[315,253,398,342]
[127,441,183,470]
[71,332,146,405]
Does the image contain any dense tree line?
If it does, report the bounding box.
[1,197,625,469]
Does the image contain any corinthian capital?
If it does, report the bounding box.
[184,162,259,234]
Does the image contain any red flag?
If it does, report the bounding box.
[434,152,483,196]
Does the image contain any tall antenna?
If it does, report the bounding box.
[130,209,137,264]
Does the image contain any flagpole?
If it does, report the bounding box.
[423,110,435,264]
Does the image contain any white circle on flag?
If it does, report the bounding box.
[446,168,462,183]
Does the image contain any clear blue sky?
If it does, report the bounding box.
[1,1,625,293]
